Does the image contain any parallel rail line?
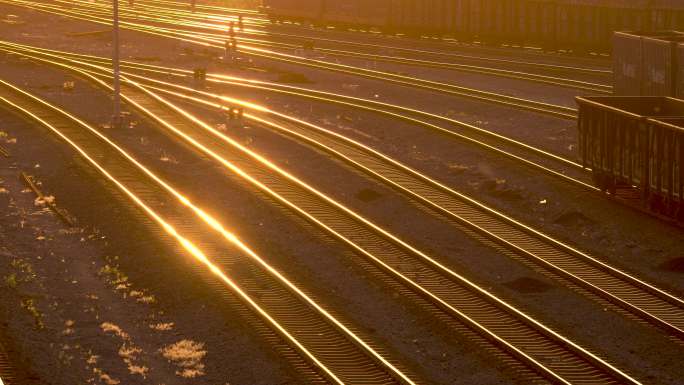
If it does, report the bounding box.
[54,45,676,225]
[5,42,684,342]
[100,0,616,79]
[4,0,580,119]
[0,342,13,385]
[151,77,684,340]
[72,0,613,93]
[15,50,649,384]
[0,78,415,385]
[122,76,648,385]
[0,41,590,186]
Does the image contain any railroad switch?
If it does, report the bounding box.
[221,106,244,122]
[192,68,206,87]
[302,40,315,50]
[228,22,236,39]
[225,39,237,52]
[224,39,238,64]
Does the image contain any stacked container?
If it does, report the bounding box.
[613,31,684,97]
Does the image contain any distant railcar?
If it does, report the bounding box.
[324,0,391,28]
[261,0,684,53]
[260,0,323,22]
[577,96,684,221]
[613,31,684,97]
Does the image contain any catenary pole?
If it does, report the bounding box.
[113,0,121,127]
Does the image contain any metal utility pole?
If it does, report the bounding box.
[113,0,121,127]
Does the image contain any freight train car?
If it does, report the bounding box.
[324,0,391,28]
[577,96,684,221]
[613,31,684,97]
[261,0,684,53]
[261,0,323,22]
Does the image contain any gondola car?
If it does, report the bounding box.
[577,96,684,220]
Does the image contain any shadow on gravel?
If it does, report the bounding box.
[552,210,595,228]
[276,72,313,83]
[658,257,684,274]
[481,179,524,201]
[503,277,553,294]
[355,188,383,202]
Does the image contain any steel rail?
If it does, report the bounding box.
[120,0,614,77]
[72,0,613,93]
[0,344,12,385]
[7,43,684,341]
[126,77,647,385]
[3,0,579,119]
[0,40,587,177]
[60,0,614,93]
[0,78,416,385]
[20,50,646,384]
[144,78,684,340]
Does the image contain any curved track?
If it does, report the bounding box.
[87,0,616,82]
[0,78,416,385]
[0,344,13,385]
[5,42,684,342]
[3,0,583,119]
[73,0,613,93]
[0,42,591,188]
[119,76,647,385]
[4,47,652,384]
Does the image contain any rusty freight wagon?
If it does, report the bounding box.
[577,96,684,221]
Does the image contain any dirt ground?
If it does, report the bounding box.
[0,2,683,385]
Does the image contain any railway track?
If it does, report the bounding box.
[68,0,612,94]
[0,41,590,184]
[115,0,615,89]
[0,343,13,385]
[103,0,615,80]
[6,41,668,225]
[0,78,417,385]
[3,0,582,119]
[5,42,684,343]
[45,43,678,225]
[4,46,652,384]
[147,81,684,340]
[2,2,680,384]
[114,76,651,385]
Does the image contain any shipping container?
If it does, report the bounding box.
[613,31,684,97]
[641,34,683,96]
[613,32,643,95]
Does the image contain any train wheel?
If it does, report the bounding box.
[592,171,614,192]
[648,195,665,214]
[676,202,684,222]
